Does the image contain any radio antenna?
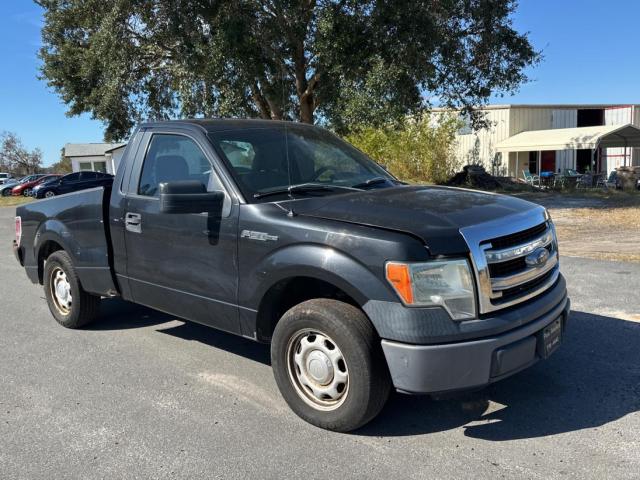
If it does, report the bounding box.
[282,61,295,217]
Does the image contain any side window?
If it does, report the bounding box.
[138,134,224,197]
[65,173,81,182]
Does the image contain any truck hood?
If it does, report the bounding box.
[289,185,541,255]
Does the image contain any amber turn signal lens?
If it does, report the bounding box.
[385,262,414,304]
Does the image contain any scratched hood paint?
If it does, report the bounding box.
[288,185,541,255]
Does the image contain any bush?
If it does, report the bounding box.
[344,114,461,184]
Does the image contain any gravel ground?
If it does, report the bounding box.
[518,191,640,263]
[0,205,639,480]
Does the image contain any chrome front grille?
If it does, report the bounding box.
[460,207,560,315]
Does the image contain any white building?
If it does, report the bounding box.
[64,143,127,175]
[436,104,640,178]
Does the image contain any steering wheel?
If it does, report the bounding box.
[311,166,337,181]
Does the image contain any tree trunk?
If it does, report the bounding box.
[299,95,314,123]
[251,83,272,120]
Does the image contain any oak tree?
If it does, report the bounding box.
[38,0,538,140]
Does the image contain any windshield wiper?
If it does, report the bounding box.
[253,183,358,199]
[351,177,392,189]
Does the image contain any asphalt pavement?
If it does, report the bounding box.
[1,206,639,479]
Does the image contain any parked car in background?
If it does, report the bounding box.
[11,174,60,197]
[0,173,13,185]
[1,175,43,196]
[0,177,21,194]
[33,171,114,199]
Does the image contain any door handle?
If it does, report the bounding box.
[125,212,142,233]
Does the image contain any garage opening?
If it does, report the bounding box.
[541,151,556,172]
[577,109,604,127]
[576,149,592,173]
[528,151,539,174]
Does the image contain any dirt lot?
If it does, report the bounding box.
[518,190,640,263]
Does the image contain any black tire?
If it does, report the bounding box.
[43,250,100,329]
[2,188,10,197]
[23,189,31,197]
[271,299,391,432]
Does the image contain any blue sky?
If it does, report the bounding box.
[1,1,639,166]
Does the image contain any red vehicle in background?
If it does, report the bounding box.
[12,174,61,197]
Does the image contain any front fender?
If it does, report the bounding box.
[241,243,395,309]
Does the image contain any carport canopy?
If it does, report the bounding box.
[496,123,640,152]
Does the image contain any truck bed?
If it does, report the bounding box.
[15,186,118,297]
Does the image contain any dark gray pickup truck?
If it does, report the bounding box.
[13,119,569,431]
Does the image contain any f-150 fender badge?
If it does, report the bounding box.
[240,230,279,242]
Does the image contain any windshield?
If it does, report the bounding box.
[208,124,396,201]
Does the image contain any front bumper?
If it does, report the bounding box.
[381,289,570,394]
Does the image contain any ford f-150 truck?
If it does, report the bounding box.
[13,119,569,432]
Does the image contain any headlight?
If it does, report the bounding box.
[385,259,476,320]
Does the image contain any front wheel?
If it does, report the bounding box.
[271,299,391,432]
[44,190,56,198]
[23,189,31,197]
[1,189,10,197]
[43,250,100,328]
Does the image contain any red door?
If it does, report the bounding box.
[541,151,556,173]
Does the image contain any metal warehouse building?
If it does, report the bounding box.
[438,104,640,179]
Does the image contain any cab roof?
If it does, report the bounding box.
[139,118,318,134]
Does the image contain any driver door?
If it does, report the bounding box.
[123,131,240,334]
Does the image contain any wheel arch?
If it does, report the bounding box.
[34,225,76,284]
[248,245,394,342]
[255,275,364,342]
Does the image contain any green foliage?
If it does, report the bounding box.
[0,132,43,175]
[50,149,72,174]
[37,0,538,141]
[345,115,461,184]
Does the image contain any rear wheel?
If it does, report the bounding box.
[43,250,100,329]
[23,189,31,197]
[44,190,55,198]
[271,299,391,432]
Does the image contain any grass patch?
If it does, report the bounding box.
[562,206,640,229]
[550,205,640,263]
[513,189,640,211]
[0,196,34,207]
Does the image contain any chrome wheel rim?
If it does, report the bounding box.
[286,329,349,411]
[45,191,55,198]
[50,267,72,315]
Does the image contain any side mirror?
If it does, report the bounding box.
[159,180,224,215]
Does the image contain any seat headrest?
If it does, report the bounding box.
[156,155,189,184]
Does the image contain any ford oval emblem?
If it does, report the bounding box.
[525,247,550,268]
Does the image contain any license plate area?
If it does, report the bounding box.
[538,317,563,358]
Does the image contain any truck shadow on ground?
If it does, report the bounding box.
[91,298,271,365]
[91,303,639,440]
[358,310,640,439]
